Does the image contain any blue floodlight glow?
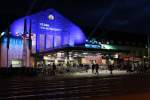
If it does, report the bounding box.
[10,8,86,53]
[2,37,23,48]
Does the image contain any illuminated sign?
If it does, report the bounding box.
[85,39,101,49]
[39,23,49,27]
[39,23,61,31]
[85,44,101,49]
[101,44,116,50]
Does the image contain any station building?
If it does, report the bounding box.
[0,8,147,67]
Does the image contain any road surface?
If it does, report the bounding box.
[0,73,150,100]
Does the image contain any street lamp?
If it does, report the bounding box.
[147,34,150,58]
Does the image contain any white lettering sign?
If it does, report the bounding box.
[39,23,61,31]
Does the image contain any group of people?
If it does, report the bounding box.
[39,63,56,76]
[38,60,150,76]
[85,63,115,75]
[91,63,114,74]
[38,62,115,75]
[116,60,150,73]
[91,64,100,74]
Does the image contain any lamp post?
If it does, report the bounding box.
[147,34,150,58]
[6,16,10,67]
[6,30,10,67]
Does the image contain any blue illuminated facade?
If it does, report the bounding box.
[10,8,86,53]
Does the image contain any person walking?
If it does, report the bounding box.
[92,64,95,74]
[85,65,89,73]
[108,64,113,75]
[95,64,99,74]
[52,63,56,76]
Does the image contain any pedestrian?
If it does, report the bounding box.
[108,64,113,75]
[52,63,56,75]
[95,64,99,74]
[92,64,95,74]
[85,65,89,73]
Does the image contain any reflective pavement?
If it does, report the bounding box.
[0,71,150,100]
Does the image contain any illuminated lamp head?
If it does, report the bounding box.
[48,14,55,20]
[0,32,5,37]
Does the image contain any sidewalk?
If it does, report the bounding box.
[41,69,130,80]
[70,69,127,77]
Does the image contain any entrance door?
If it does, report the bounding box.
[11,60,22,67]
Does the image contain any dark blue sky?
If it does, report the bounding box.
[0,0,149,34]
